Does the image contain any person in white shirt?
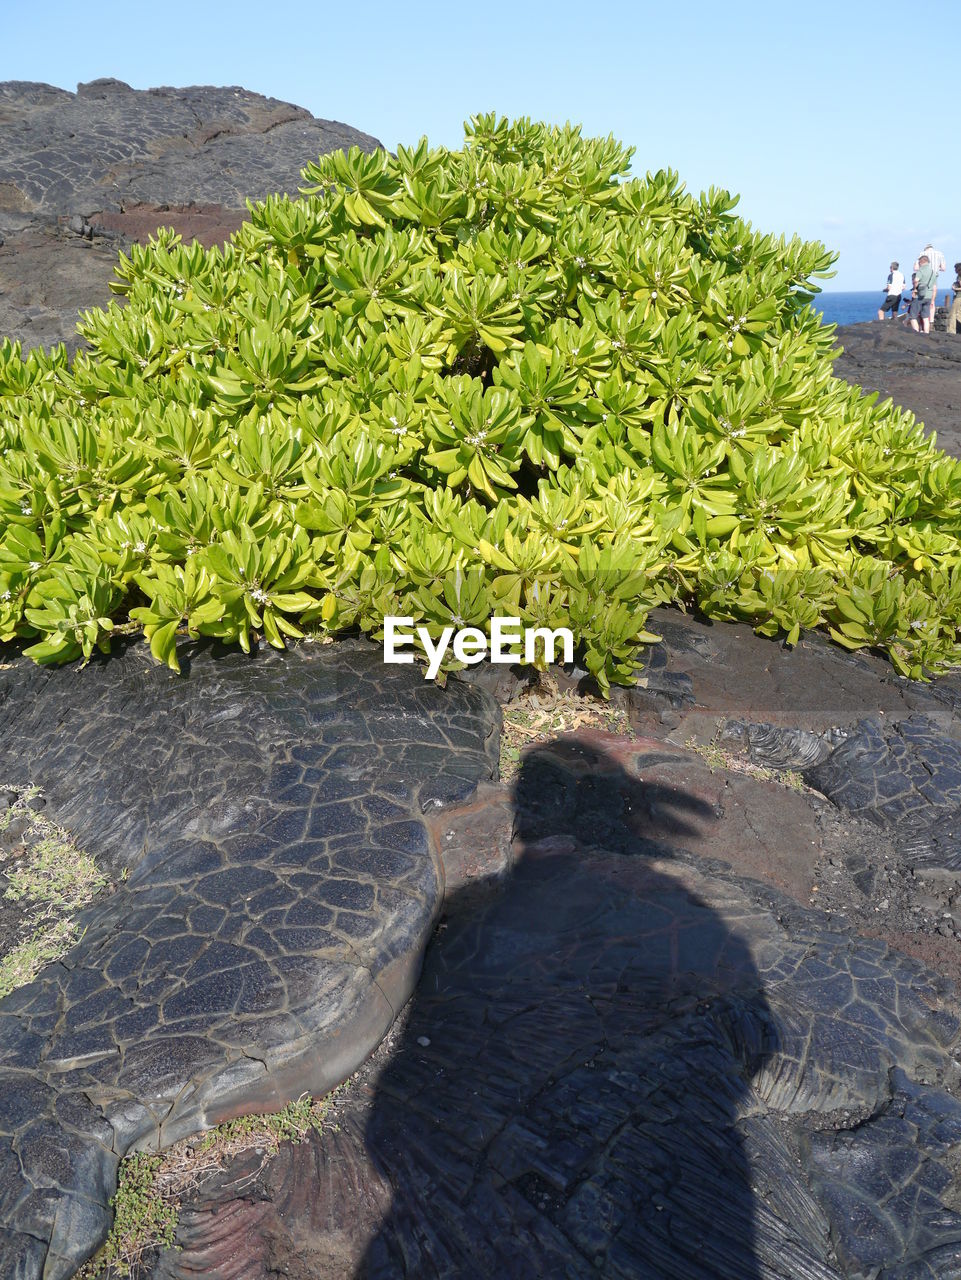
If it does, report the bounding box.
[878,261,905,319]
[913,244,947,323]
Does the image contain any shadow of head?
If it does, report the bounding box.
[512,736,718,855]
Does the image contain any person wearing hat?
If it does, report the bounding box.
[909,255,937,334]
[878,261,905,319]
[913,243,947,324]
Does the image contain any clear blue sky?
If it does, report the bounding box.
[6,0,959,291]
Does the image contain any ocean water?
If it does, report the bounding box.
[811,291,894,327]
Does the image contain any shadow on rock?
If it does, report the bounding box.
[357,741,776,1277]
[167,740,794,1279]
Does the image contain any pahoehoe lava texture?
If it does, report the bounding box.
[0,640,498,1280]
[0,79,379,215]
[807,715,961,869]
[157,741,961,1279]
[0,79,381,352]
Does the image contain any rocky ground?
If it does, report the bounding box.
[832,320,961,454]
[0,79,379,352]
[150,621,961,1280]
[4,83,961,1279]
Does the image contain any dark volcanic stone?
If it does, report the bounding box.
[833,321,961,455]
[0,80,381,352]
[154,741,961,1280]
[807,715,961,870]
[0,638,497,1280]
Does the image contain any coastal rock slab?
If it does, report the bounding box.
[0,80,381,352]
[156,738,961,1279]
[0,640,497,1280]
[832,322,961,455]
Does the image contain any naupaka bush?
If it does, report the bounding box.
[2,114,960,689]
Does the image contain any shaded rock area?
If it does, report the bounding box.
[0,79,380,352]
[0,640,498,1280]
[832,321,961,455]
[153,713,961,1280]
[121,610,961,1280]
[7,618,961,1277]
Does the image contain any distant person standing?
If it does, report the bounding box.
[946,262,961,336]
[909,255,936,333]
[914,242,947,323]
[878,261,904,319]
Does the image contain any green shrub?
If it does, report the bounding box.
[2,114,960,687]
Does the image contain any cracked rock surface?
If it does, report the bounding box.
[0,79,380,352]
[154,732,961,1279]
[0,639,497,1280]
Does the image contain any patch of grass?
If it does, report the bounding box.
[500,675,636,783]
[683,725,808,793]
[82,1154,177,1279]
[78,1092,335,1279]
[195,1090,331,1158]
[0,784,109,999]
[0,918,80,997]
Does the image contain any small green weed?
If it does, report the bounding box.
[197,1090,330,1154]
[0,784,109,999]
[683,726,807,793]
[80,1154,177,1279]
[78,1093,334,1279]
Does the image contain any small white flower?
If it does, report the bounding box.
[249,587,270,605]
[28,561,41,571]
[133,541,147,555]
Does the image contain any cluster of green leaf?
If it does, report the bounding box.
[3,114,961,686]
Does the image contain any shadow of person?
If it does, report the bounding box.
[344,737,780,1279]
[161,737,786,1279]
